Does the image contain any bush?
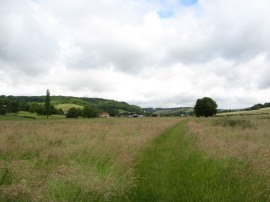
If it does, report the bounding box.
[0,107,6,115]
[66,107,81,118]
[212,118,255,129]
[83,105,99,118]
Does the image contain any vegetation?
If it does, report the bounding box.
[217,107,270,117]
[45,89,51,119]
[0,115,269,201]
[0,95,143,117]
[0,118,179,201]
[54,104,83,111]
[1,94,270,200]
[66,107,82,118]
[131,119,270,201]
[249,102,270,110]
[143,107,194,117]
[194,97,218,117]
[83,105,99,118]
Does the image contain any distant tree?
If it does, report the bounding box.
[29,103,39,113]
[263,102,270,108]
[45,89,51,118]
[83,105,98,118]
[66,107,80,118]
[19,101,29,111]
[7,101,19,113]
[107,109,119,117]
[36,105,46,115]
[250,103,263,110]
[77,108,83,117]
[56,108,64,115]
[194,97,218,117]
[0,106,6,115]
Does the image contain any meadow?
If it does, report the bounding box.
[0,115,269,201]
[0,117,179,201]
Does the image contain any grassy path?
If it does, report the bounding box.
[130,120,269,201]
[132,121,190,201]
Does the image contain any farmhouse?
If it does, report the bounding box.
[100,112,110,118]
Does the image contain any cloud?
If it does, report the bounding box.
[1,0,270,108]
[0,1,59,76]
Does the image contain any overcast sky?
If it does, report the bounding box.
[1,0,270,108]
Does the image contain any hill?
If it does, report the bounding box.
[0,95,143,116]
[217,102,270,116]
[217,107,270,116]
[143,107,194,117]
[54,104,84,111]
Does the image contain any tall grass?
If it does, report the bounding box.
[131,120,270,201]
[0,118,180,201]
[1,116,269,201]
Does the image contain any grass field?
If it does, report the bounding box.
[0,116,269,201]
[218,107,270,116]
[0,117,179,201]
[131,117,270,201]
[0,112,65,121]
[55,104,83,111]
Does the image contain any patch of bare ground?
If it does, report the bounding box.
[188,117,270,191]
[0,118,180,201]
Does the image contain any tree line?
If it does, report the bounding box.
[0,93,143,117]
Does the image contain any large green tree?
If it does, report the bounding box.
[194,97,218,117]
[83,105,99,118]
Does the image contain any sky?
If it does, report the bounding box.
[1,0,270,109]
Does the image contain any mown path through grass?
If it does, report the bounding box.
[129,120,269,201]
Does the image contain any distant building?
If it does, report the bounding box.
[152,114,160,117]
[100,112,110,118]
[129,114,144,118]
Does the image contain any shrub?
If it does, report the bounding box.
[212,118,255,129]
[66,107,80,118]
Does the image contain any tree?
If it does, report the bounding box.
[36,105,46,115]
[66,107,80,118]
[0,106,6,115]
[7,101,19,113]
[29,103,39,113]
[45,89,50,118]
[194,97,218,117]
[83,105,98,118]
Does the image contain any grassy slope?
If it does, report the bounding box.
[0,112,65,120]
[218,107,270,116]
[154,107,194,115]
[131,120,270,201]
[55,104,83,111]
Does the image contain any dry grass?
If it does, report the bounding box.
[0,118,180,201]
[188,116,270,193]
[218,107,270,116]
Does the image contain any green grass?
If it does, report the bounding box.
[212,118,256,129]
[0,117,269,201]
[154,107,194,115]
[218,107,270,116]
[131,121,270,201]
[55,104,83,111]
[0,112,65,121]
[0,118,180,201]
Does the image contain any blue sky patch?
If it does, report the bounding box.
[181,0,198,6]
[157,10,174,19]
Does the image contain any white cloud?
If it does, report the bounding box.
[1,0,270,108]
